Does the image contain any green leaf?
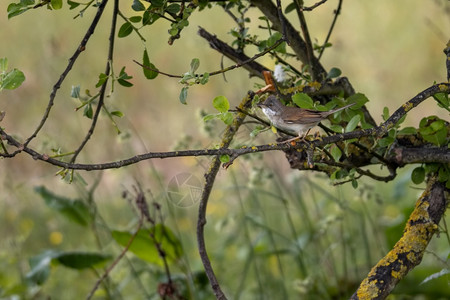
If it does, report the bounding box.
[351,178,358,189]
[212,95,229,113]
[54,251,111,269]
[202,114,216,122]
[112,226,183,267]
[292,93,314,109]
[190,58,200,74]
[219,112,233,125]
[118,22,133,38]
[329,124,344,133]
[35,186,91,226]
[219,155,230,163]
[132,0,145,11]
[382,107,389,121]
[111,111,124,117]
[166,4,181,14]
[267,32,286,53]
[129,16,142,23]
[0,69,25,90]
[179,86,188,104]
[70,85,80,98]
[26,250,57,285]
[433,93,449,111]
[330,145,342,162]
[327,67,342,79]
[284,2,296,14]
[51,0,63,10]
[346,93,369,108]
[142,49,158,79]
[67,0,80,10]
[398,127,417,135]
[345,114,361,132]
[411,167,425,184]
[84,103,93,118]
[199,72,209,85]
[95,72,108,88]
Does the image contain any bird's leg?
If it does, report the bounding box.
[282,128,311,144]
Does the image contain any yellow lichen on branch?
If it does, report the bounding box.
[352,177,446,300]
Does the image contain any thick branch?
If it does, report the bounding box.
[249,0,327,79]
[351,177,448,300]
[198,27,269,79]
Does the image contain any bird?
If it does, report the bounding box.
[257,95,356,143]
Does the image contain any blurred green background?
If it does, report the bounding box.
[0,0,449,299]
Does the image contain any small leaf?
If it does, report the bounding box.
[70,85,81,98]
[132,0,145,11]
[330,146,342,162]
[142,49,158,79]
[0,69,25,90]
[55,252,111,269]
[346,93,369,108]
[327,67,342,79]
[202,114,216,122]
[118,22,133,38]
[351,178,358,189]
[411,167,425,184]
[329,125,344,133]
[345,114,361,132]
[111,111,124,117]
[219,155,230,163]
[166,4,181,14]
[190,58,200,74]
[220,112,233,125]
[95,73,108,88]
[199,72,209,85]
[84,104,93,118]
[51,0,63,10]
[179,86,188,104]
[398,127,417,135]
[67,0,80,10]
[129,16,142,23]
[212,95,229,113]
[292,93,314,109]
[117,79,133,87]
[382,107,389,121]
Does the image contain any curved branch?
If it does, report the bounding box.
[351,177,448,299]
[197,92,254,300]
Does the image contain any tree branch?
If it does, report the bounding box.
[351,176,448,300]
[197,92,254,300]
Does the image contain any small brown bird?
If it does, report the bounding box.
[257,95,355,142]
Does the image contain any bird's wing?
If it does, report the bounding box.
[283,107,325,124]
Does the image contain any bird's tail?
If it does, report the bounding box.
[327,102,356,115]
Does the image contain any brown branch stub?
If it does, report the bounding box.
[351,177,448,300]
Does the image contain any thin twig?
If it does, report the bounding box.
[24,0,110,147]
[318,0,343,60]
[86,219,143,300]
[301,0,328,11]
[69,0,119,164]
[294,0,318,79]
